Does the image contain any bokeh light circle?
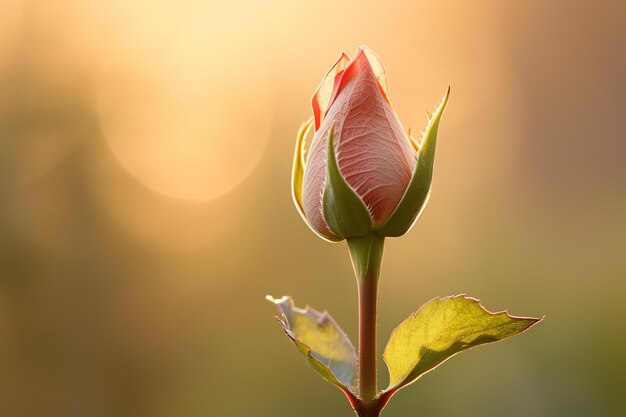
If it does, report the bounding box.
[96,3,273,201]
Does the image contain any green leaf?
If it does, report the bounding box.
[322,126,373,238]
[378,87,450,237]
[267,295,357,394]
[383,294,542,392]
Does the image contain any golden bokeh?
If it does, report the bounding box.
[94,1,273,201]
[0,1,625,417]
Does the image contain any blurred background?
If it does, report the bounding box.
[0,0,624,416]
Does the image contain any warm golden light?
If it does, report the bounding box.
[0,1,624,416]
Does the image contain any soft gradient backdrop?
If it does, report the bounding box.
[1,1,625,416]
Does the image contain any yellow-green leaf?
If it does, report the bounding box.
[383,294,542,392]
[267,295,357,394]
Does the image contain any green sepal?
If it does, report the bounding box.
[322,126,373,238]
[266,295,357,395]
[346,233,385,284]
[382,294,542,394]
[378,88,450,237]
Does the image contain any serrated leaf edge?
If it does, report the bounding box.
[382,294,543,394]
[266,295,358,396]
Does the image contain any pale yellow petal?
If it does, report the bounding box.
[292,118,313,221]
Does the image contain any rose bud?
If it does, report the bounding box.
[292,46,449,242]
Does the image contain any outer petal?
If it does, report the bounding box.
[311,53,351,130]
[292,118,341,242]
[328,48,416,228]
[301,128,342,241]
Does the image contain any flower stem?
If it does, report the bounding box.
[347,233,385,403]
[358,270,378,400]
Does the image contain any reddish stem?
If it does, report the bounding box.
[357,269,378,400]
[347,233,385,408]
